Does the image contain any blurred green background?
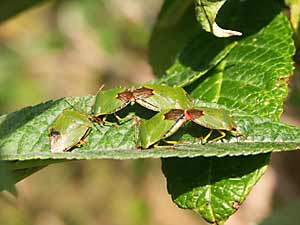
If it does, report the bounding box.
[0,1,299,225]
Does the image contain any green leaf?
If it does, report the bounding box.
[0,97,299,161]
[151,5,296,129]
[0,162,15,192]
[151,0,295,223]
[195,0,242,37]
[0,0,46,23]
[148,0,198,76]
[0,0,297,223]
[157,40,237,87]
[189,13,295,120]
[154,3,294,120]
[162,155,269,224]
[0,161,47,193]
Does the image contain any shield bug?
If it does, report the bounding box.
[92,85,192,120]
[49,109,92,153]
[92,86,128,118]
[134,85,192,111]
[139,107,237,149]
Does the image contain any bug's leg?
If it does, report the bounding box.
[163,140,191,145]
[114,113,133,124]
[229,128,239,142]
[102,116,119,128]
[230,128,245,141]
[208,130,226,143]
[234,131,246,143]
[83,127,92,139]
[72,139,86,151]
[114,113,124,121]
[153,142,177,150]
[77,127,92,146]
[75,139,86,147]
[91,117,103,124]
[200,129,214,144]
[230,128,239,137]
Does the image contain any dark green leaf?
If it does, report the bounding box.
[152,0,294,223]
[0,0,46,23]
[0,0,297,223]
[162,155,269,224]
[0,162,15,192]
[0,161,46,192]
[157,40,237,87]
[148,0,197,76]
[190,13,295,119]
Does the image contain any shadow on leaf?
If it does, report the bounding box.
[162,154,270,201]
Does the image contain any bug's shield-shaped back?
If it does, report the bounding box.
[139,109,187,149]
[136,85,193,111]
[190,107,236,131]
[49,110,92,153]
[93,87,128,116]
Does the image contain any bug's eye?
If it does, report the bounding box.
[50,129,61,137]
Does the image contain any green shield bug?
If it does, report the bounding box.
[138,107,237,149]
[49,109,92,153]
[92,85,192,120]
[92,86,128,118]
[134,85,192,111]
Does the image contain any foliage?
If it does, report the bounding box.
[0,0,299,224]
[0,0,45,22]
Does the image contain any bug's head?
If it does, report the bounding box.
[49,129,64,153]
[49,129,61,137]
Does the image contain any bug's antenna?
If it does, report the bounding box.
[95,84,105,95]
[90,84,105,117]
[64,98,83,113]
